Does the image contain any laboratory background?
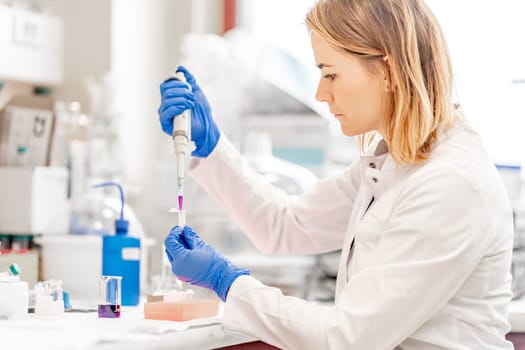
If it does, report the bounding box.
[0,0,525,349]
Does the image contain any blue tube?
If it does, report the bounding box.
[93,182,125,221]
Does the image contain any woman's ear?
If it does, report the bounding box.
[382,55,393,92]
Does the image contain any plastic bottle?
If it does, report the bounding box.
[96,182,140,306]
[0,263,29,320]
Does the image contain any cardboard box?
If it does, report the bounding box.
[0,95,54,167]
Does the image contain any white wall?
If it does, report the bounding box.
[425,0,525,165]
[39,0,111,110]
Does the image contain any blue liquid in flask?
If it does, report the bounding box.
[98,304,121,318]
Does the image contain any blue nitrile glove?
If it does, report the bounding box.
[158,66,221,157]
[164,226,250,302]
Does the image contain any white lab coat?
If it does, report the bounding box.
[188,122,514,350]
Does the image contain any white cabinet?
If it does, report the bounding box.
[0,5,63,85]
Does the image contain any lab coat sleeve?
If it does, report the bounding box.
[223,166,497,349]
[188,135,360,255]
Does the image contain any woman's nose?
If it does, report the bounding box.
[315,80,332,103]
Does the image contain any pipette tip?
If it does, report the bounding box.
[178,195,183,211]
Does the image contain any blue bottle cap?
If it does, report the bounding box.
[115,219,129,235]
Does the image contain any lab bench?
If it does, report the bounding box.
[0,304,255,350]
[4,299,525,349]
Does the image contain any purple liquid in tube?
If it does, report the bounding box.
[178,195,183,211]
[98,304,121,318]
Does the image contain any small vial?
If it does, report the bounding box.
[168,208,186,227]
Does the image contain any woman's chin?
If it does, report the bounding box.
[340,126,359,137]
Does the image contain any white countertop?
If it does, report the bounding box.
[4,298,525,349]
[0,304,255,350]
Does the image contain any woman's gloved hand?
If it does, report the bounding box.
[164,226,250,301]
[158,65,221,157]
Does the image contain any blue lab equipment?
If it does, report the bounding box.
[63,291,72,310]
[164,226,249,302]
[158,65,220,158]
[95,182,140,306]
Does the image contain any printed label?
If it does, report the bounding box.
[121,247,140,261]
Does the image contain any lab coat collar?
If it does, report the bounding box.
[359,140,408,199]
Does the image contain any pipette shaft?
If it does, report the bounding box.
[168,71,191,210]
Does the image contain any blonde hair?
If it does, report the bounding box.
[306,0,456,164]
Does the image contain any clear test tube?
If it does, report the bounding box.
[159,208,186,292]
[168,208,186,227]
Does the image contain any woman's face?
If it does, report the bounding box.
[311,32,390,138]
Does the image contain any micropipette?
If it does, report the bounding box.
[165,71,192,211]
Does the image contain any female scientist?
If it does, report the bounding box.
[158,0,514,348]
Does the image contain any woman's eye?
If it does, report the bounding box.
[323,74,335,81]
